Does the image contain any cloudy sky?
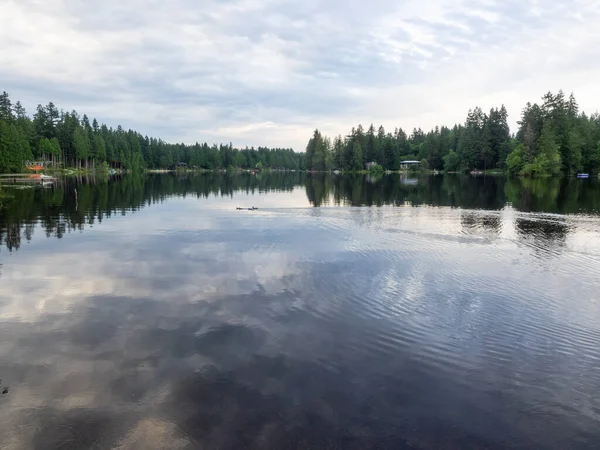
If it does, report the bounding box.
[2,0,600,150]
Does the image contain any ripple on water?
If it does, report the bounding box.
[2,182,600,449]
[277,207,600,438]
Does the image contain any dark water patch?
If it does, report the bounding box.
[22,407,127,450]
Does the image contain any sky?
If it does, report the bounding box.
[2,0,600,150]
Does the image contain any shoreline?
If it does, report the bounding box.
[1,168,597,179]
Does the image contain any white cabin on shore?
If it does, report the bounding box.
[399,160,421,170]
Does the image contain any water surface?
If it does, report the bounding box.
[0,174,599,449]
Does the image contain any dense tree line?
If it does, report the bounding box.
[0,92,305,173]
[2,90,599,177]
[306,91,600,176]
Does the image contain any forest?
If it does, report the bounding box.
[1,90,600,176]
[0,91,303,173]
[306,91,600,176]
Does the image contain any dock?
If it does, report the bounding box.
[0,174,56,185]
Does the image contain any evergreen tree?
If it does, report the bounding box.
[365,124,376,163]
[352,142,363,171]
[332,135,344,170]
[39,138,54,162]
[0,121,14,171]
[0,92,13,123]
[73,125,90,169]
[50,138,61,167]
[458,107,486,170]
[383,134,398,170]
[234,151,247,168]
[375,126,385,165]
[0,121,32,172]
[305,129,319,170]
[13,101,26,120]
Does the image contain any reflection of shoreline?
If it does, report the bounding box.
[399,174,419,186]
[1,173,600,252]
[305,173,600,214]
[0,172,303,252]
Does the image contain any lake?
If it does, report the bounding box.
[0,173,599,449]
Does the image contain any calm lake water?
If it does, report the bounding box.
[0,173,599,449]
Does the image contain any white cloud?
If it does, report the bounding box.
[2,0,600,149]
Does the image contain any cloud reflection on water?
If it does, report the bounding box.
[0,178,599,449]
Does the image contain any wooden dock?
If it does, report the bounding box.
[0,174,57,185]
